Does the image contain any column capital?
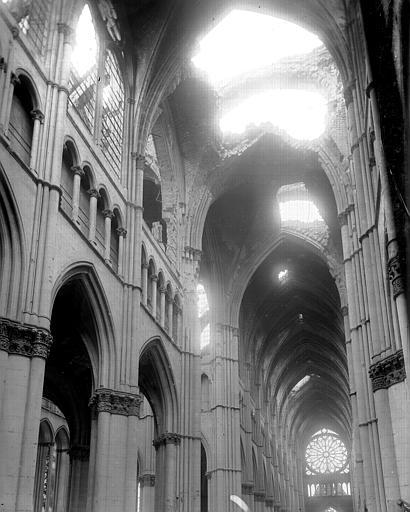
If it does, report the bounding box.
[71,165,85,178]
[10,72,20,86]
[0,319,53,359]
[89,388,142,416]
[116,227,127,238]
[88,188,100,198]
[139,473,156,487]
[241,483,254,495]
[133,153,146,170]
[159,286,166,294]
[369,349,406,391]
[102,209,114,219]
[152,432,181,450]
[57,22,74,38]
[151,274,158,282]
[30,109,44,122]
[387,254,405,298]
[142,262,149,270]
[341,305,349,317]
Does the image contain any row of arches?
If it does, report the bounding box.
[2,1,126,178]
[61,139,125,272]
[141,245,182,339]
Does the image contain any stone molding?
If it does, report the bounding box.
[369,350,406,391]
[387,254,405,298]
[241,483,254,495]
[89,388,142,416]
[0,319,52,359]
[152,432,181,450]
[254,492,266,502]
[139,473,156,487]
[69,445,90,461]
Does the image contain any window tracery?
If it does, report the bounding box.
[69,3,124,178]
[305,428,351,498]
[3,0,51,54]
[305,428,348,475]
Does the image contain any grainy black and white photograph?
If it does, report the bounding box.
[0,1,409,511]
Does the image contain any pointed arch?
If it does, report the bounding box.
[0,166,26,320]
[50,262,117,389]
[138,337,178,434]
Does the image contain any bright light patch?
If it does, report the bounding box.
[197,283,209,318]
[200,324,210,349]
[220,90,326,140]
[292,375,310,393]
[71,4,98,77]
[278,269,288,282]
[192,10,322,84]
[279,200,323,223]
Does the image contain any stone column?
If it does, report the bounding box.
[140,474,155,512]
[141,263,149,306]
[87,388,141,512]
[88,189,99,243]
[71,166,84,223]
[159,286,166,328]
[0,319,53,512]
[103,209,114,263]
[210,323,241,512]
[4,72,19,136]
[116,228,127,277]
[153,433,181,512]
[151,275,158,318]
[68,445,90,512]
[166,293,173,335]
[29,109,45,172]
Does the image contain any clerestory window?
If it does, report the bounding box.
[3,0,52,55]
[69,3,125,179]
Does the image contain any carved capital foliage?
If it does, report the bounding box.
[69,445,90,461]
[152,432,181,450]
[30,109,44,122]
[387,254,405,298]
[254,492,266,502]
[369,349,406,391]
[116,227,127,238]
[0,319,52,359]
[71,165,85,178]
[102,209,114,219]
[89,388,142,416]
[139,473,156,487]
[88,188,100,198]
[242,483,254,495]
[341,305,349,317]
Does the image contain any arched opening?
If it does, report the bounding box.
[201,443,208,512]
[78,166,92,235]
[96,188,109,253]
[60,142,76,216]
[41,275,101,511]
[9,75,35,166]
[110,209,121,272]
[201,373,210,411]
[138,339,178,511]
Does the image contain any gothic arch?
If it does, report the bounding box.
[138,337,178,434]
[50,262,117,389]
[0,166,25,320]
[229,231,342,328]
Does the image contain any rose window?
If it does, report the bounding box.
[305,429,348,474]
